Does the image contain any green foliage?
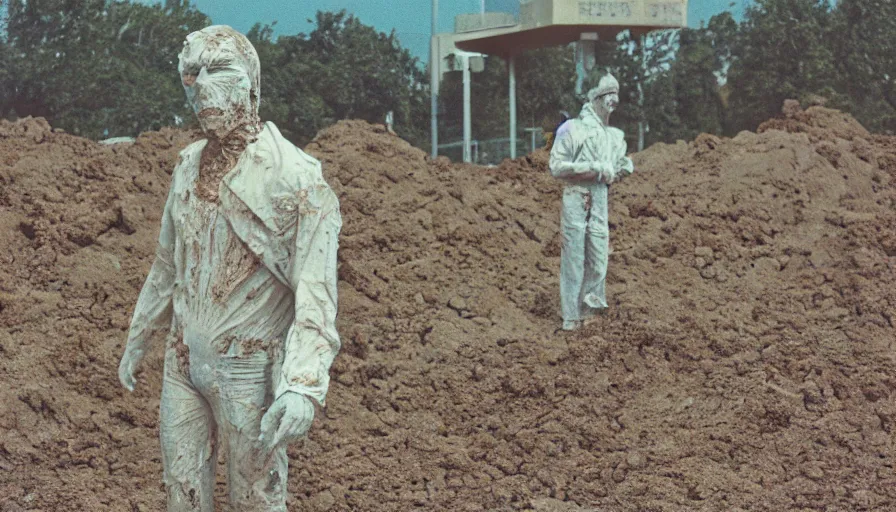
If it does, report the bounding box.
[247,23,329,144]
[589,37,643,147]
[437,55,505,142]
[1,0,208,137]
[438,45,578,148]
[1,3,429,145]
[831,0,896,132]
[665,14,735,140]
[641,73,681,143]
[1,0,892,152]
[726,0,838,133]
[516,46,580,131]
[582,30,687,149]
[249,10,430,147]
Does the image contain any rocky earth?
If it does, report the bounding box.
[0,102,894,511]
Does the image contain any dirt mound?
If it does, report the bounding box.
[759,100,873,143]
[1,105,895,511]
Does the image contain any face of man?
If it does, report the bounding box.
[592,91,619,117]
[178,27,259,139]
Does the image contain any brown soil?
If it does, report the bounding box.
[1,102,895,511]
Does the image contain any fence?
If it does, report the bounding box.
[437,130,545,165]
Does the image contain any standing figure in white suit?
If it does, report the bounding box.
[549,74,634,331]
[118,26,342,511]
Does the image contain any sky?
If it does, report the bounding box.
[184,0,750,61]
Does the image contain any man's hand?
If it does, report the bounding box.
[118,346,145,392]
[258,392,315,450]
[587,162,615,184]
[603,168,619,184]
[615,156,634,180]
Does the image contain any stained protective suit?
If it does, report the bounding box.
[549,75,633,330]
[118,26,341,512]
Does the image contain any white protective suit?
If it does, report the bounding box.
[549,75,633,330]
[118,26,341,512]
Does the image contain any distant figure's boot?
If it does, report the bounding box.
[562,319,583,331]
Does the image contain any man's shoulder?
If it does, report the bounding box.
[554,120,571,140]
[607,126,624,136]
[606,126,626,142]
[169,139,206,186]
[255,122,325,185]
[227,123,338,223]
[177,138,207,163]
[557,118,587,141]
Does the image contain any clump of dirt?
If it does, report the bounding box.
[1,102,895,512]
[758,100,873,142]
[0,116,199,511]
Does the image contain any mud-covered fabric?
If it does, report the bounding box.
[177,25,262,140]
[549,101,633,325]
[124,120,341,405]
[120,26,341,512]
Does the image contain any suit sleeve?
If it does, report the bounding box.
[549,124,608,179]
[614,133,635,178]
[123,170,178,357]
[275,182,342,406]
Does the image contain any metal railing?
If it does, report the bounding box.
[437,132,544,165]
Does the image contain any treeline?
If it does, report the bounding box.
[0,0,208,139]
[0,0,429,146]
[439,0,895,152]
[0,0,892,153]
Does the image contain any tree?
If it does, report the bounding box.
[437,45,578,157]
[610,45,678,149]
[1,0,209,137]
[641,72,681,144]
[304,10,429,146]
[573,13,736,149]
[726,0,838,133]
[831,0,896,133]
[438,54,508,145]
[247,23,330,144]
[0,1,9,119]
[515,46,579,137]
[579,30,680,151]
[663,13,737,141]
[251,10,430,147]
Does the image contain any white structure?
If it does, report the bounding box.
[430,0,688,160]
[452,50,486,162]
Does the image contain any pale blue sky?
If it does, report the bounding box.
[186,0,749,61]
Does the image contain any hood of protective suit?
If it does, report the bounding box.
[587,74,620,102]
[585,73,620,119]
[178,25,261,140]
